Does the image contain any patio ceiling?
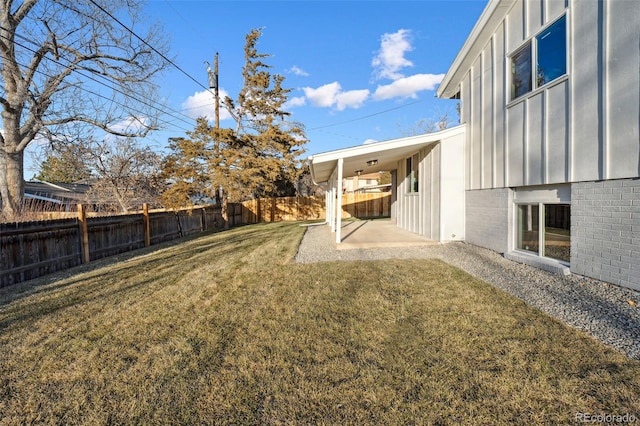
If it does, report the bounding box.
[308,125,466,183]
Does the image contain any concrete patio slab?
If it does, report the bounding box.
[335,219,438,250]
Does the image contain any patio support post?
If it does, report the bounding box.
[328,167,337,232]
[325,188,330,225]
[335,157,343,244]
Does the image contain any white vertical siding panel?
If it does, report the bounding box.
[546,0,567,23]
[606,1,640,179]
[396,159,406,230]
[440,134,465,241]
[507,102,525,187]
[527,0,543,37]
[546,80,569,183]
[461,72,472,125]
[432,144,441,241]
[506,0,525,52]
[471,58,482,190]
[571,0,602,181]
[482,42,494,189]
[494,23,506,188]
[462,73,472,190]
[526,93,544,185]
[421,148,430,237]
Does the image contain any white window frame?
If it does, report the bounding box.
[509,14,567,101]
[512,185,571,264]
[405,153,419,194]
[514,201,571,265]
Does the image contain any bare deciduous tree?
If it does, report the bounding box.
[0,0,168,216]
[84,138,164,212]
[396,105,459,137]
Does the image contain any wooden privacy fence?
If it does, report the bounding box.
[339,192,391,219]
[1,193,390,287]
[0,203,243,287]
[240,192,391,223]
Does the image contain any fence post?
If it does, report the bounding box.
[77,204,90,264]
[143,203,151,247]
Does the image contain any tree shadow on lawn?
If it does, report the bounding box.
[0,223,290,325]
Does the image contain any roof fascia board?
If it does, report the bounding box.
[309,125,466,164]
[308,125,465,184]
[437,0,516,99]
[24,193,64,204]
[37,180,73,192]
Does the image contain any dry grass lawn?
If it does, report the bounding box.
[0,222,638,425]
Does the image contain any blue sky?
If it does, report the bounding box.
[25,0,488,177]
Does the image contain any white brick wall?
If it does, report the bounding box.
[465,188,511,253]
[571,179,640,290]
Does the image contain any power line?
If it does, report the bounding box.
[86,0,214,96]
[163,0,219,54]
[5,26,197,126]
[307,99,425,131]
[0,30,196,132]
[1,41,194,135]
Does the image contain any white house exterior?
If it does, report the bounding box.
[309,126,466,245]
[309,0,640,291]
[437,0,640,290]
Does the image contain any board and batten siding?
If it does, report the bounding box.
[460,0,640,191]
[396,144,441,241]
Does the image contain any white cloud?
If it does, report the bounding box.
[181,90,232,122]
[303,82,341,108]
[288,65,309,77]
[284,96,306,109]
[373,73,444,100]
[372,29,414,81]
[303,82,369,110]
[336,89,369,111]
[110,116,150,133]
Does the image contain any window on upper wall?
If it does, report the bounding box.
[510,15,566,100]
[406,153,419,193]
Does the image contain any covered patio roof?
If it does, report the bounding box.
[308,125,466,244]
[308,125,466,183]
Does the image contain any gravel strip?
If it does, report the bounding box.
[295,224,640,360]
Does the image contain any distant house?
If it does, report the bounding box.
[24,181,92,212]
[310,0,640,291]
[342,172,390,193]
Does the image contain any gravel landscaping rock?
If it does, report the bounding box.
[295,224,640,360]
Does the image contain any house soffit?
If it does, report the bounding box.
[309,125,465,184]
[437,0,516,99]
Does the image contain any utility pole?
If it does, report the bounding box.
[214,52,220,129]
[205,53,220,129]
[205,54,223,212]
